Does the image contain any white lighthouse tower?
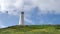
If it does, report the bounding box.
[19,11,24,25]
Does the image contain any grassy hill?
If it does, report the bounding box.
[0,25,60,34]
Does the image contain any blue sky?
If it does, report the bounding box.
[0,0,60,28]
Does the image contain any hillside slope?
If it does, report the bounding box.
[0,25,60,34]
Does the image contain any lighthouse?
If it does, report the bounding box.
[19,11,24,25]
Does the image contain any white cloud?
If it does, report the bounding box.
[24,0,60,14]
[0,0,60,15]
[0,0,23,15]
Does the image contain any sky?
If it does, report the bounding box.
[0,0,60,28]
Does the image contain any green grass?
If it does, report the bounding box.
[0,25,60,34]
